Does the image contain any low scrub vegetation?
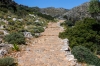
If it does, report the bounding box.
[59,18,100,54]
[72,46,100,66]
[0,57,17,66]
[4,32,25,45]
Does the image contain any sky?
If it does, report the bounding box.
[14,0,90,9]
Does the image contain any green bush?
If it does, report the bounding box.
[59,18,100,54]
[33,27,44,33]
[72,46,100,66]
[33,22,43,26]
[0,57,17,66]
[4,32,25,45]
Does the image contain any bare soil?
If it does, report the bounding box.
[17,20,71,66]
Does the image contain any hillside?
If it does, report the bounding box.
[0,0,55,35]
[40,7,69,18]
[63,2,91,21]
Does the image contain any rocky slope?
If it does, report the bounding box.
[63,2,91,21]
[40,7,69,18]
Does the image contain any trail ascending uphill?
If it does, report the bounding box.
[17,20,71,66]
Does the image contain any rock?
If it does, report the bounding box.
[29,14,35,17]
[63,39,69,44]
[35,20,39,22]
[12,18,17,21]
[61,46,69,51]
[66,55,75,61]
[43,27,46,29]
[8,16,11,18]
[61,38,69,51]
[0,48,7,57]
[0,30,9,35]
[23,32,33,38]
[0,25,4,29]
[35,33,41,36]
[0,43,13,54]
[3,30,9,35]
[18,19,23,21]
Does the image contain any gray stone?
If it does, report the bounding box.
[0,48,8,57]
[35,33,41,36]
[23,32,33,38]
[0,43,13,54]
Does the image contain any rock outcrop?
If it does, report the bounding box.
[64,2,91,21]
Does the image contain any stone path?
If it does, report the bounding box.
[17,20,72,66]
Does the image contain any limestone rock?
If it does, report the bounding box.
[0,43,13,57]
[64,2,91,21]
[0,48,7,57]
[23,32,33,38]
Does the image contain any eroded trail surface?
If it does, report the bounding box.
[18,20,70,66]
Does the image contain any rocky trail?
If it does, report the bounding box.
[17,20,76,66]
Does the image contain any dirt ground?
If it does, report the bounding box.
[17,20,72,66]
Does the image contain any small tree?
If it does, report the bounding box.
[4,32,25,45]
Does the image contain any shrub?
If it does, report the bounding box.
[72,46,100,66]
[66,20,74,27]
[12,43,20,51]
[59,18,100,54]
[33,22,43,26]
[33,27,44,33]
[0,57,17,66]
[4,32,25,45]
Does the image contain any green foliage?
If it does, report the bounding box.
[33,27,44,33]
[37,12,54,20]
[72,46,100,66]
[6,20,24,33]
[88,0,100,19]
[89,0,100,14]
[63,15,68,19]
[12,43,20,51]
[60,20,74,29]
[59,18,100,54]
[4,32,25,45]
[0,57,17,66]
[33,22,43,26]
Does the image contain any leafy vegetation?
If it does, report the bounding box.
[37,12,54,20]
[72,46,100,66]
[0,57,17,66]
[4,32,25,45]
[61,20,74,27]
[59,18,100,54]
[12,43,20,51]
[89,0,100,18]
[0,0,55,44]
